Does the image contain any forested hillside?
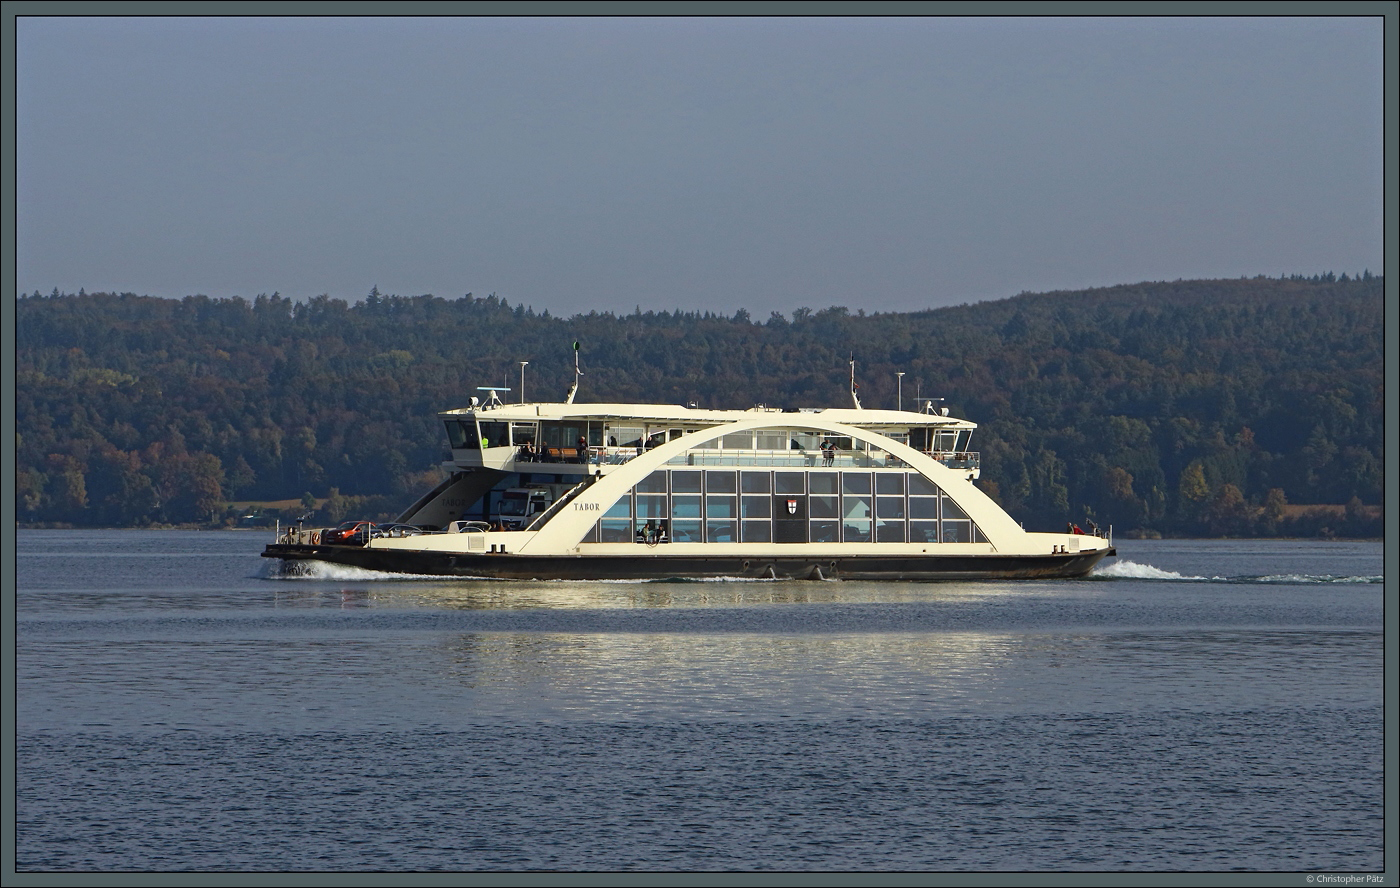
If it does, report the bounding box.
[15,275,1384,536]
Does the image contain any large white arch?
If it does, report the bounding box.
[515,415,1028,554]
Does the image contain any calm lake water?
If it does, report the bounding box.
[15,530,1383,872]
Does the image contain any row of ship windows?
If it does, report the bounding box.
[580,468,985,544]
[446,420,971,453]
[584,518,983,545]
[626,468,940,496]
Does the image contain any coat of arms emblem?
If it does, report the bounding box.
[786,499,798,515]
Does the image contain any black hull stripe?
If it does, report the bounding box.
[262,544,1114,580]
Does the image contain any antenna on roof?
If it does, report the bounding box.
[849,356,862,410]
[477,386,510,408]
[565,341,584,404]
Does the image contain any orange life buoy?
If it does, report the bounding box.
[311,530,321,545]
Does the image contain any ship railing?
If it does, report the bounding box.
[668,450,913,469]
[594,447,979,471]
[929,451,980,471]
[278,525,321,545]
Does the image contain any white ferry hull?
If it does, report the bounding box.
[262,542,1115,580]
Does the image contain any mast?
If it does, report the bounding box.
[849,356,862,410]
[565,341,583,404]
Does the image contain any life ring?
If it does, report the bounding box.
[311,530,321,545]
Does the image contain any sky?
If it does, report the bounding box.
[15,15,1384,318]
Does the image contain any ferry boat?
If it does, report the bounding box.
[262,386,1116,580]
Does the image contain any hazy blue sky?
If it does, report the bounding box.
[16,16,1383,317]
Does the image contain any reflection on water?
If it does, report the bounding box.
[438,631,1018,720]
[271,577,1036,611]
[424,627,1379,723]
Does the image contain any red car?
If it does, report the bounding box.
[321,520,379,544]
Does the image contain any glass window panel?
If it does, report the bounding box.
[909,521,939,543]
[809,495,839,519]
[742,520,772,543]
[511,423,538,445]
[706,520,738,543]
[445,421,469,449]
[480,421,510,448]
[942,520,971,543]
[909,497,939,520]
[808,520,839,543]
[599,520,632,543]
[809,472,838,495]
[876,521,905,543]
[973,524,986,544]
[671,495,702,519]
[908,474,939,497]
[670,519,702,543]
[842,519,871,542]
[876,473,905,495]
[741,496,771,519]
[942,496,969,521]
[721,432,753,450]
[608,427,643,448]
[636,495,668,519]
[741,471,771,493]
[671,471,702,493]
[636,471,668,494]
[842,472,872,495]
[842,495,871,521]
[706,496,737,519]
[583,521,600,543]
[633,520,662,542]
[705,471,737,493]
[775,472,805,494]
[604,497,632,519]
[755,433,786,451]
[876,496,905,519]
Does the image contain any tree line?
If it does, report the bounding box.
[15,275,1383,537]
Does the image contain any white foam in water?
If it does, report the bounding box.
[1254,574,1384,585]
[258,560,467,581]
[1091,560,1205,581]
[259,562,784,584]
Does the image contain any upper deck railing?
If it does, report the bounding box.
[456,444,980,474]
[620,448,981,471]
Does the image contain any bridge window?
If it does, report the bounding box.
[480,421,510,448]
[445,420,473,450]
